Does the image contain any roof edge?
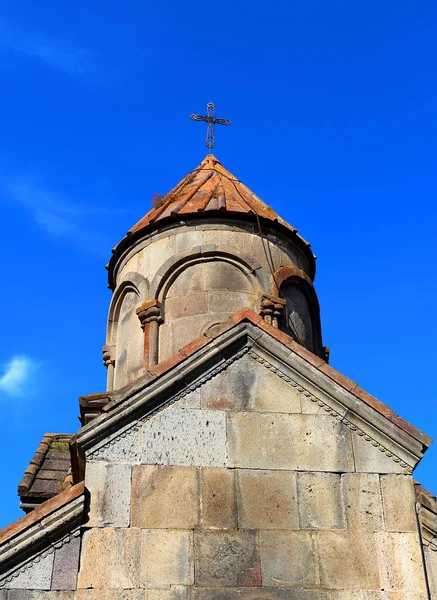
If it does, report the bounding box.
[0,482,85,567]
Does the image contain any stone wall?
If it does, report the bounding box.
[75,354,428,599]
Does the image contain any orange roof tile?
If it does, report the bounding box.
[128,154,303,239]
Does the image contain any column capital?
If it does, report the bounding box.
[136,300,163,330]
[102,345,115,368]
[260,294,286,328]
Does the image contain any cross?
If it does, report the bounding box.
[190,102,231,151]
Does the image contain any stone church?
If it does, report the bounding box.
[1,154,436,599]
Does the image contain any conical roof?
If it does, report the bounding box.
[108,154,314,287]
[128,155,307,242]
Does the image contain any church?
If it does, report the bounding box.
[1,152,436,599]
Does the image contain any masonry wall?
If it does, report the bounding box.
[74,354,429,600]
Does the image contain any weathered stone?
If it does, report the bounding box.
[237,469,299,529]
[352,433,408,474]
[86,462,132,527]
[141,407,226,467]
[131,465,199,528]
[146,587,188,600]
[207,291,256,314]
[194,531,261,587]
[8,593,76,600]
[201,467,236,529]
[51,534,81,590]
[376,532,427,593]
[260,530,317,587]
[177,388,201,409]
[342,473,384,531]
[74,591,145,600]
[89,423,141,463]
[297,472,344,529]
[227,412,353,471]
[165,293,208,319]
[200,355,301,413]
[190,590,328,600]
[1,551,54,590]
[78,528,140,588]
[316,531,380,589]
[381,475,417,532]
[425,546,437,596]
[139,530,193,587]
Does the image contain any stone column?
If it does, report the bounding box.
[136,300,163,369]
[260,295,286,329]
[102,345,116,391]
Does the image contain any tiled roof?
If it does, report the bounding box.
[107,154,315,289]
[18,433,73,513]
[128,154,305,238]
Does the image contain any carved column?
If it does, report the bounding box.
[102,345,116,391]
[136,300,163,369]
[260,295,286,329]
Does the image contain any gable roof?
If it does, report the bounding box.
[107,155,316,288]
[18,433,73,513]
[75,308,431,472]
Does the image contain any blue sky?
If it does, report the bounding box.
[0,1,436,527]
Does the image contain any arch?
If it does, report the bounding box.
[106,272,149,345]
[149,245,269,302]
[278,274,323,357]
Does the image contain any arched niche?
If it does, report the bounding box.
[106,272,148,389]
[279,275,323,357]
[153,251,264,362]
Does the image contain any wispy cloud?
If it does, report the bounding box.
[0,355,39,397]
[6,177,117,255]
[0,21,98,79]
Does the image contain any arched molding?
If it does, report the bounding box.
[149,245,270,302]
[272,265,313,295]
[106,272,149,345]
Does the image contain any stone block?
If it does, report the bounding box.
[131,465,199,528]
[342,473,384,531]
[380,475,417,532]
[78,527,140,588]
[165,292,208,319]
[227,412,353,471]
[190,590,328,600]
[329,593,387,599]
[164,314,219,360]
[86,462,132,527]
[207,291,256,314]
[201,355,301,413]
[1,551,54,590]
[89,423,141,463]
[260,530,317,587]
[74,592,145,600]
[203,261,252,293]
[194,531,261,587]
[137,237,172,279]
[352,433,408,474]
[297,472,344,529]
[201,467,237,529]
[51,533,81,590]
[376,532,427,593]
[146,587,188,600]
[316,531,380,589]
[237,469,299,529]
[140,530,193,587]
[170,229,203,254]
[177,388,201,409]
[8,593,76,600]
[141,407,227,467]
[166,263,206,297]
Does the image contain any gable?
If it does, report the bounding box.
[85,348,413,475]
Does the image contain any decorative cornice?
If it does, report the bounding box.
[0,527,80,587]
[248,350,412,473]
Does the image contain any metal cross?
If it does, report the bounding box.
[190,102,231,151]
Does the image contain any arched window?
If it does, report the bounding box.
[279,278,322,356]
